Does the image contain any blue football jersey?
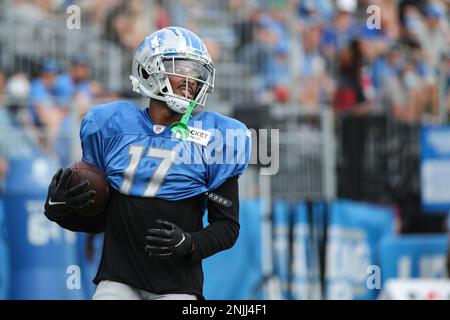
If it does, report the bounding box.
[80,101,251,200]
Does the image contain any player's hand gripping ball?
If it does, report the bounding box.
[68,161,110,218]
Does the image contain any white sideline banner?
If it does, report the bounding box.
[379,279,450,300]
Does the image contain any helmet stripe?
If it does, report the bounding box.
[188,32,203,53]
[166,27,178,35]
[178,27,192,49]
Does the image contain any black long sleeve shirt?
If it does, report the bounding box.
[45,177,240,299]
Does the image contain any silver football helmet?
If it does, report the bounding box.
[130,27,215,114]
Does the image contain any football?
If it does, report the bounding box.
[68,160,110,218]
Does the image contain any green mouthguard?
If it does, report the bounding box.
[170,100,197,141]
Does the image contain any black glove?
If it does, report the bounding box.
[44,168,96,221]
[145,219,193,259]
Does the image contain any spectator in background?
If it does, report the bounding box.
[402,2,448,120]
[372,0,401,42]
[53,100,89,167]
[298,24,333,109]
[233,4,267,73]
[267,44,290,104]
[1,70,32,131]
[103,0,151,53]
[71,0,121,33]
[0,155,7,192]
[333,39,372,115]
[154,0,171,29]
[0,70,5,107]
[10,0,50,22]
[247,9,291,102]
[445,51,450,119]
[202,38,221,63]
[398,0,428,27]
[0,70,33,190]
[376,45,409,121]
[266,0,290,44]
[52,54,116,166]
[103,1,133,50]
[5,72,32,127]
[407,1,448,73]
[0,71,6,189]
[29,61,66,132]
[264,0,292,103]
[420,2,447,119]
[320,0,358,66]
[167,0,191,27]
[6,72,30,110]
[298,0,334,23]
[375,44,428,122]
[54,54,96,109]
[254,21,284,99]
[53,78,96,166]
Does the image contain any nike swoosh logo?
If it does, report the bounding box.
[48,199,66,206]
[174,234,185,247]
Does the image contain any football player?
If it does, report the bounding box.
[43,27,251,300]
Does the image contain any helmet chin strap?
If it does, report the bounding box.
[165,95,190,114]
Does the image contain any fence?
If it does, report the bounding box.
[337,115,421,205]
[0,0,127,92]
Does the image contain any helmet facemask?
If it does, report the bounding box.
[159,56,214,113]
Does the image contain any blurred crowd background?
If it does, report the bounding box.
[1,0,449,227]
[0,0,449,299]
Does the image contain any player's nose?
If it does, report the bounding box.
[187,77,198,91]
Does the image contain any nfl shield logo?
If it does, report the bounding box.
[153,125,165,134]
